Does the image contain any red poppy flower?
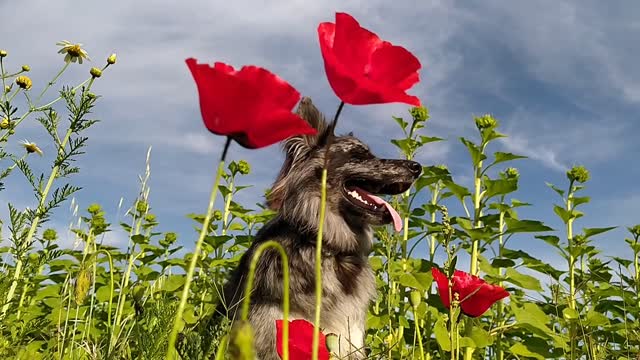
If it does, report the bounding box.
[185,58,317,149]
[432,267,509,318]
[276,319,330,360]
[317,12,422,106]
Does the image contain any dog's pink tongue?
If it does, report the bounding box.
[367,194,403,232]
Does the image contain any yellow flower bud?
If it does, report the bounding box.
[107,53,117,65]
[15,76,32,90]
[21,65,30,72]
[90,67,102,78]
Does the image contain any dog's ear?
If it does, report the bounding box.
[284,97,333,157]
[267,97,331,210]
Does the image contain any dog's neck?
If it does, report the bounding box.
[278,197,373,256]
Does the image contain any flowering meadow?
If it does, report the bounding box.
[1,12,640,360]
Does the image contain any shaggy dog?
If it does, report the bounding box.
[219,97,422,359]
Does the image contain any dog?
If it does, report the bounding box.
[219,97,422,359]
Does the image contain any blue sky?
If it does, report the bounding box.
[1,0,639,272]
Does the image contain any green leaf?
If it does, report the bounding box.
[483,178,518,199]
[553,205,573,224]
[434,317,451,351]
[582,226,617,240]
[546,182,565,197]
[510,343,545,360]
[398,272,432,291]
[505,219,554,234]
[535,235,561,248]
[96,285,113,302]
[393,116,408,132]
[468,327,493,348]
[444,181,471,200]
[419,135,444,144]
[562,307,579,321]
[492,151,527,166]
[460,137,487,167]
[161,275,186,292]
[584,310,609,327]
[505,267,542,291]
[571,196,590,207]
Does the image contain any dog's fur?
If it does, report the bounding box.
[219,98,422,359]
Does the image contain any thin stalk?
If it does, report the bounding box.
[0,58,7,102]
[566,182,576,359]
[166,137,232,359]
[240,241,290,359]
[35,62,70,104]
[312,101,344,360]
[496,205,506,360]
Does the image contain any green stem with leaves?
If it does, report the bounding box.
[566,180,577,359]
[166,137,231,359]
[1,79,96,317]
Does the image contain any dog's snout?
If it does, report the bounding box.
[406,160,422,176]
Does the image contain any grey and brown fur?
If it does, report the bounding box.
[219,97,422,359]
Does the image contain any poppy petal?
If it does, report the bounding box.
[368,44,422,89]
[276,319,330,360]
[431,267,451,309]
[317,12,422,106]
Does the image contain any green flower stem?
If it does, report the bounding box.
[566,181,577,360]
[1,81,96,317]
[465,143,486,360]
[312,167,329,360]
[0,69,26,79]
[429,183,440,261]
[312,101,344,360]
[239,241,291,360]
[35,62,70,104]
[414,308,425,360]
[0,58,7,102]
[166,137,231,359]
[496,206,506,360]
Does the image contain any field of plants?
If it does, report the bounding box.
[1,11,639,360]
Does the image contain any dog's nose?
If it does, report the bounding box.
[406,160,422,176]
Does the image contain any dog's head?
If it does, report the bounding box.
[267,97,421,238]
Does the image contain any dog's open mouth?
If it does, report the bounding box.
[344,179,413,232]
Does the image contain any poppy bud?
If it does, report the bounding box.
[410,290,422,308]
[15,75,32,90]
[4,85,10,93]
[0,50,7,57]
[325,333,340,354]
[0,118,9,129]
[213,210,223,221]
[21,65,30,72]
[566,165,590,184]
